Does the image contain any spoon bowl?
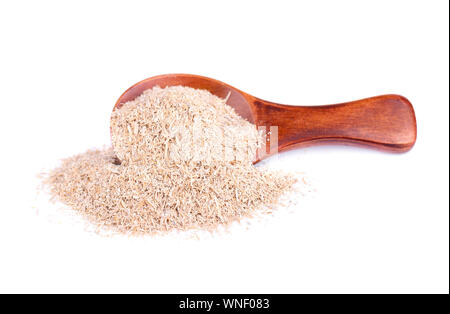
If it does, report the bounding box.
[113,74,417,162]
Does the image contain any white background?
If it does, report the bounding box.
[0,0,448,294]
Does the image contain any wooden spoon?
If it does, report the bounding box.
[113,74,416,162]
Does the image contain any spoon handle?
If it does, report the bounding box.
[254,94,416,153]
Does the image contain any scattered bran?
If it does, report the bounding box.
[43,86,297,235]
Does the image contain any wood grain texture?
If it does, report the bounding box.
[252,94,416,153]
[113,74,417,162]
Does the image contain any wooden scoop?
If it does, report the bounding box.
[113,74,416,162]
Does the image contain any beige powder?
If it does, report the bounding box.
[43,86,296,235]
[110,86,262,165]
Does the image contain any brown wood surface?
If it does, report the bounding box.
[114,74,417,162]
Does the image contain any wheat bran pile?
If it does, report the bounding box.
[43,86,296,235]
